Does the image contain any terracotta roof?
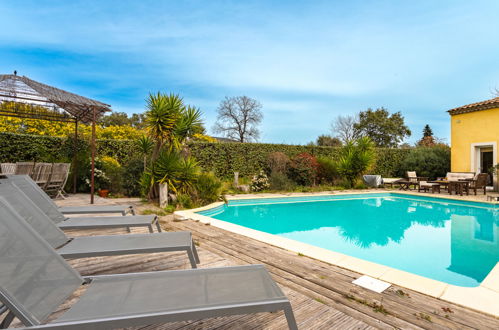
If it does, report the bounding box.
[448,96,499,115]
[0,74,111,123]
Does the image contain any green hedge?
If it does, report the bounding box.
[0,133,411,183]
[0,132,139,164]
[187,141,410,179]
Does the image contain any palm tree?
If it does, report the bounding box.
[144,92,183,158]
[336,136,376,187]
[143,92,206,199]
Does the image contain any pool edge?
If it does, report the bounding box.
[175,191,499,317]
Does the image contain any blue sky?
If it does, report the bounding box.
[1,0,498,144]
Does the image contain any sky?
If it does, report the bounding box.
[1,0,498,144]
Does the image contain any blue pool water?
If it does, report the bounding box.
[198,193,499,287]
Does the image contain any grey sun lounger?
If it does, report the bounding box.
[0,200,298,330]
[1,174,135,216]
[0,191,200,269]
[0,176,161,233]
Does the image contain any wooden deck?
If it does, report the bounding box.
[5,196,499,329]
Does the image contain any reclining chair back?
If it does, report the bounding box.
[0,198,83,327]
[0,175,66,223]
[0,181,69,248]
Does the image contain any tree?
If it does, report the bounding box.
[353,108,411,148]
[99,112,131,127]
[316,134,342,147]
[423,124,433,138]
[330,115,360,143]
[213,96,263,142]
[143,92,204,199]
[136,135,154,170]
[418,124,435,147]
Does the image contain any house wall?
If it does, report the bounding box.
[450,107,499,188]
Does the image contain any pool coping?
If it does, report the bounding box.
[174,191,499,317]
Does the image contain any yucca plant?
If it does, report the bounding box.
[136,135,154,170]
[151,149,200,195]
[336,136,375,188]
[144,92,183,157]
[143,92,206,199]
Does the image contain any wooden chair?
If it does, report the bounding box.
[45,162,71,198]
[14,162,35,175]
[406,171,428,190]
[468,173,488,195]
[0,163,16,174]
[31,162,53,189]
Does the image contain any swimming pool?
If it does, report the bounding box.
[198,193,499,287]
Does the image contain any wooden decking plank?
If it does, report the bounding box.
[187,228,418,330]
[171,218,499,329]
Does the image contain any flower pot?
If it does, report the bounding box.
[98,189,109,198]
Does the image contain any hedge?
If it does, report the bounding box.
[0,132,411,181]
[0,132,140,165]
[187,141,411,179]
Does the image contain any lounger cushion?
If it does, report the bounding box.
[58,215,156,229]
[55,265,286,324]
[57,232,193,258]
[59,205,132,215]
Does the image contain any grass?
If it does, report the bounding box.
[314,298,326,304]
[141,208,169,216]
[395,289,410,298]
[344,294,390,315]
[414,312,432,322]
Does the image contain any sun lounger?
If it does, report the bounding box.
[0,191,200,268]
[0,199,297,330]
[0,178,161,233]
[2,174,135,216]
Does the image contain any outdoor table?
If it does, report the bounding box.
[398,180,415,191]
[448,180,470,196]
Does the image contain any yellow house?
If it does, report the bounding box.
[448,96,499,190]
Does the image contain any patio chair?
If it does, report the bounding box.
[0,163,16,175]
[2,175,135,216]
[468,173,488,195]
[406,171,428,190]
[14,161,35,175]
[0,190,200,269]
[44,162,71,198]
[0,180,161,233]
[0,199,297,330]
[31,162,53,189]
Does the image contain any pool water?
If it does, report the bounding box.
[199,193,499,287]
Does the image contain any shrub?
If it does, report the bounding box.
[177,194,194,209]
[194,172,224,204]
[122,158,144,196]
[267,152,290,174]
[101,156,124,194]
[399,146,450,179]
[251,170,270,191]
[316,156,338,184]
[288,153,319,186]
[336,137,375,188]
[269,171,295,191]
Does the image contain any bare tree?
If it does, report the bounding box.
[213,96,263,142]
[330,114,360,143]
